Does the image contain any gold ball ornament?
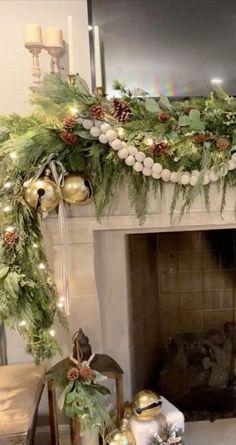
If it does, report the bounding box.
[61,175,92,205]
[108,418,136,445]
[132,390,162,421]
[24,170,61,212]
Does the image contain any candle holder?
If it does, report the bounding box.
[45,46,64,75]
[25,43,44,91]
[96,86,105,96]
[68,74,77,86]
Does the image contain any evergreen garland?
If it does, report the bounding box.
[1,74,236,362]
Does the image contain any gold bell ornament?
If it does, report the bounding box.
[24,168,62,212]
[108,418,136,445]
[61,174,93,205]
[132,390,162,421]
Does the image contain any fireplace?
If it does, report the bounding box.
[127,229,236,420]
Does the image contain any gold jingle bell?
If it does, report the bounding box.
[61,175,92,205]
[132,390,162,421]
[108,418,136,445]
[24,169,61,213]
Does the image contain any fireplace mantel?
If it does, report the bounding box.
[43,184,236,398]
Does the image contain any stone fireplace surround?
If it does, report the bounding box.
[43,183,236,400]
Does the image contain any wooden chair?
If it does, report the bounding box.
[0,323,46,445]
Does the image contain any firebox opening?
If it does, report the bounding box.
[127,229,236,421]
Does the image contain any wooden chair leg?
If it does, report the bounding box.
[48,380,60,445]
[70,417,82,445]
[116,374,124,424]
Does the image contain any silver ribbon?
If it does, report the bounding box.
[27,158,70,316]
[49,160,70,316]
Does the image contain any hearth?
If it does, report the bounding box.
[127,229,236,421]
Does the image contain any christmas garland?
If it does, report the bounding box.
[1,74,236,362]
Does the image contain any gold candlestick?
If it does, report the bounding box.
[68,74,77,86]
[96,86,105,96]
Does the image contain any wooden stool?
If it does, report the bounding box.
[48,354,124,445]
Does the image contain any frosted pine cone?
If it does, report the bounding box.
[4,228,18,246]
[90,104,105,120]
[64,117,77,130]
[159,112,171,123]
[60,131,80,146]
[111,98,132,123]
[216,136,230,150]
[79,362,95,382]
[67,367,80,381]
[152,141,170,156]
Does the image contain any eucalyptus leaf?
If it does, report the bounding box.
[145,98,161,113]
[75,130,97,140]
[159,95,172,111]
[179,115,190,127]
[0,264,9,279]
[3,272,20,299]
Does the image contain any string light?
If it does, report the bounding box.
[3,181,12,189]
[38,262,46,270]
[57,302,64,309]
[19,320,26,327]
[59,296,65,302]
[3,205,12,213]
[32,242,38,248]
[144,137,154,146]
[5,225,15,232]
[10,152,17,160]
[210,78,223,86]
[49,328,55,337]
[70,105,79,116]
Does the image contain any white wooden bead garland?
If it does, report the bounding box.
[78,117,236,186]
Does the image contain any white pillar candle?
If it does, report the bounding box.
[94,25,102,87]
[68,16,75,74]
[80,430,99,445]
[44,27,63,47]
[24,24,42,45]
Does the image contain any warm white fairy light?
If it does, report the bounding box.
[70,105,79,116]
[117,127,125,138]
[144,137,154,146]
[57,302,64,309]
[210,78,223,85]
[59,296,65,302]
[5,225,15,232]
[19,320,26,327]
[49,328,55,337]
[38,262,46,270]
[4,181,12,189]
[3,205,12,213]
[10,152,17,160]
[32,242,38,248]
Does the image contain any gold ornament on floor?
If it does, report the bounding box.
[61,175,93,205]
[24,168,61,212]
[132,390,162,421]
[108,418,136,445]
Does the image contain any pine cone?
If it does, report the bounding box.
[216,136,230,150]
[67,367,80,381]
[111,98,132,123]
[159,112,171,123]
[60,131,80,146]
[79,362,95,382]
[193,133,211,144]
[64,117,77,130]
[90,104,105,120]
[4,228,18,246]
[152,141,170,156]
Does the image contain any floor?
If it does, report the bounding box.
[36,419,236,445]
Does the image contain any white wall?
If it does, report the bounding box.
[0,0,91,115]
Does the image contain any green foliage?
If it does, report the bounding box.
[1,75,236,363]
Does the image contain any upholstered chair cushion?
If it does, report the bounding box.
[0,362,46,436]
